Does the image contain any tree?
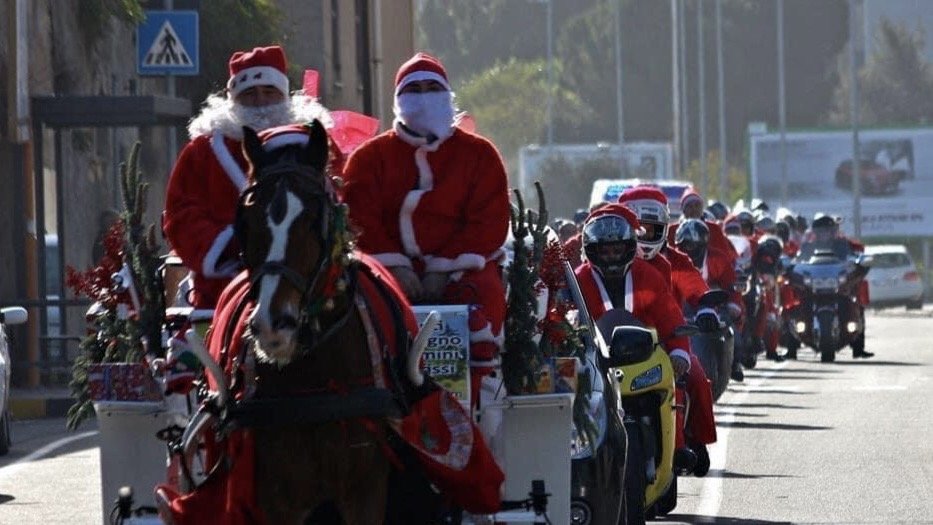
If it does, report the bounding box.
[456,58,588,173]
[828,18,933,126]
[176,1,282,104]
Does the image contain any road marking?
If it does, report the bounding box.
[0,431,98,482]
[697,363,787,519]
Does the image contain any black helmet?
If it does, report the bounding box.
[811,213,839,242]
[755,234,784,273]
[795,214,808,231]
[582,213,638,277]
[736,210,755,236]
[706,201,729,221]
[812,212,837,229]
[775,221,791,244]
[573,208,589,226]
[675,218,710,268]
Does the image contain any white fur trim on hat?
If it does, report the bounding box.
[202,225,236,278]
[228,65,289,98]
[395,70,451,95]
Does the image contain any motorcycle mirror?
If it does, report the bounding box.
[698,289,729,308]
[857,254,874,268]
[673,324,699,338]
[0,306,27,325]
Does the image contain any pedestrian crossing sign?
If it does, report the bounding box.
[137,10,199,76]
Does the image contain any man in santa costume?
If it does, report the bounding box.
[163,45,330,309]
[574,203,717,476]
[618,188,744,381]
[670,189,738,267]
[342,53,510,409]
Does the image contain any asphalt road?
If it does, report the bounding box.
[0,309,930,524]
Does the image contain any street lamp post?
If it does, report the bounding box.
[849,0,862,237]
[698,0,707,196]
[716,0,727,202]
[672,0,681,177]
[546,0,554,146]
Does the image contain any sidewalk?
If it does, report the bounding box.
[9,387,73,419]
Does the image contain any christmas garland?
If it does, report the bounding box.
[65,143,165,429]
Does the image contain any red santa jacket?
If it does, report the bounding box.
[342,126,510,274]
[669,219,738,265]
[163,133,248,308]
[575,260,691,362]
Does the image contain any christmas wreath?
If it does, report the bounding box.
[65,143,165,429]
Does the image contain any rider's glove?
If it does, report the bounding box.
[695,307,721,332]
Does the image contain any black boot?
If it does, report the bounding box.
[692,443,711,477]
[673,447,698,474]
[853,349,875,358]
[766,350,785,362]
[730,362,744,382]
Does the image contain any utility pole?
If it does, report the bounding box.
[678,0,689,173]
[778,0,788,207]
[672,0,681,177]
[698,0,707,196]
[614,0,624,146]
[849,0,862,237]
[546,0,554,146]
[716,0,727,202]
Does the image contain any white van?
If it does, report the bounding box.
[588,178,695,221]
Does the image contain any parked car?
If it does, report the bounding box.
[834,159,900,196]
[864,244,924,310]
[0,306,28,455]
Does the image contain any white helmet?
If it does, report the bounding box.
[627,198,670,260]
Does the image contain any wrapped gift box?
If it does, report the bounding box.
[88,363,162,402]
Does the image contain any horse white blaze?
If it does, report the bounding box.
[253,191,304,361]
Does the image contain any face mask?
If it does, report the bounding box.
[394,91,455,141]
[232,100,293,133]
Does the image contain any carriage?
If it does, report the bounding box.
[90,122,617,525]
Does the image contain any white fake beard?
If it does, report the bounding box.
[231,101,294,134]
[394,91,456,141]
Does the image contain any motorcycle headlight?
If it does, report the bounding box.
[630,365,663,391]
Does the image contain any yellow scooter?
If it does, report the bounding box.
[596,309,689,525]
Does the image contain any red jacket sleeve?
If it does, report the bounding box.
[163,137,240,278]
[433,138,510,262]
[342,139,411,267]
[634,261,691,354]
[667,248,709,308]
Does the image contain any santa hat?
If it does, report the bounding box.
[680,188,703,208]
[618,186,668,205]
[227,46,290,98]
[258,124,311,151]
[585,203,642,230]
[395,52,451,95]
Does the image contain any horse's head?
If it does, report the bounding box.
[236,120,337,364]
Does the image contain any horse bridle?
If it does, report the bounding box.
[236,160,337,306]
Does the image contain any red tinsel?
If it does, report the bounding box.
[65,220,128,308]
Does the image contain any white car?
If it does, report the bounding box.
[865,245,925,310]
[0,306,28,455]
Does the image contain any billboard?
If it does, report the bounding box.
[749,127,933,237]
[518,142,674,219]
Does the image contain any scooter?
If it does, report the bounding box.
[595,309,691,525]
[685,290,733,401]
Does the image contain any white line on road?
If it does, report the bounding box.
[696,362,787,520]
[0,430,98,482]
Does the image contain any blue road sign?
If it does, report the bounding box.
[137,10,199,76]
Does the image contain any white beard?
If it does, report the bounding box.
[393,91,456,142]
[187,93,332,140]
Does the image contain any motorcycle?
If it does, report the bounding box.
[685,290,734,401]
[595,309,695,525]
[784,246,872,362]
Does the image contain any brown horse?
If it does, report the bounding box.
[232,121,397,524]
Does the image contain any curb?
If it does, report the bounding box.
[9,395,73,420]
